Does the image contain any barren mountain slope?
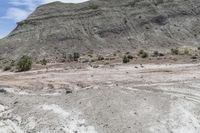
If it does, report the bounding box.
[0,0,200,59]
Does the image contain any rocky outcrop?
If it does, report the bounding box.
[0,0,200,59]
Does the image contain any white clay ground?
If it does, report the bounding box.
[0,63,200,133]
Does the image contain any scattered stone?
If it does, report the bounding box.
[134,112,138,115]
[48,84,54,89]
[14,101,18,104]
[66,89,72,94]
[92,65,99,68]
[0,89,6,93]
[103,124,109,127]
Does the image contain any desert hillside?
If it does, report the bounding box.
[0,0,200,59]
[1,1,200,133]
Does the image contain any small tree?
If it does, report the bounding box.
[17,56,32,72]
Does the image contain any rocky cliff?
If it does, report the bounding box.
[0,0,200,59]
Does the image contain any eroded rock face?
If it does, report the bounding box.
[0,0,200,59]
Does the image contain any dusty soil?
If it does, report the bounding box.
[0,63,200,133]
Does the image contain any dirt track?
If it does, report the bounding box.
[0,63,200,133]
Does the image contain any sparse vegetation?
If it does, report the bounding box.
[3,65,11,71]
[10,60,15,67]
[17,56,32,72]
[171,48,179,55]
[62,52,67,59]
[41,58,47,65]
[68,52,80,62]
[122,52,134,63]
[153,51,159,57]
[141,52,148,58]
[123,55,130,63]
[68,54,73,62]
[127,55,133,59]
[139,50,144,55]
[152,51,164,57]
[73,52,80,61]
[89,4,99,9]
[3,60,15,71]
[97,55,104,61]
[191,54,198,59]
[138,50,148,58]
[183,48,190,55]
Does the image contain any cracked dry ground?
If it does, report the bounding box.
[0,63,200,133]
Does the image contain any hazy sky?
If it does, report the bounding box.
[0,0,89,39]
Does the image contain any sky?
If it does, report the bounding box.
[0,0,89,39]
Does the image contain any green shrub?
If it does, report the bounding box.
[171,48,179,55]
[123,55,130,63]
[127,55,133,59]
[73,52,80,61]
[153,51,159,57]
[139,50,145,55]
[41,58,47,65]
[17,56,32,72]
[141,52,148,58]
[61,52,67,59]
[68,53,80,62]
[10,60,15,66]
[3,66,11,71]
[68,54,73,62]
[152,51,164,57]
[138,50,148,58]
[98,55,104,61]
[184,48,190,55]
